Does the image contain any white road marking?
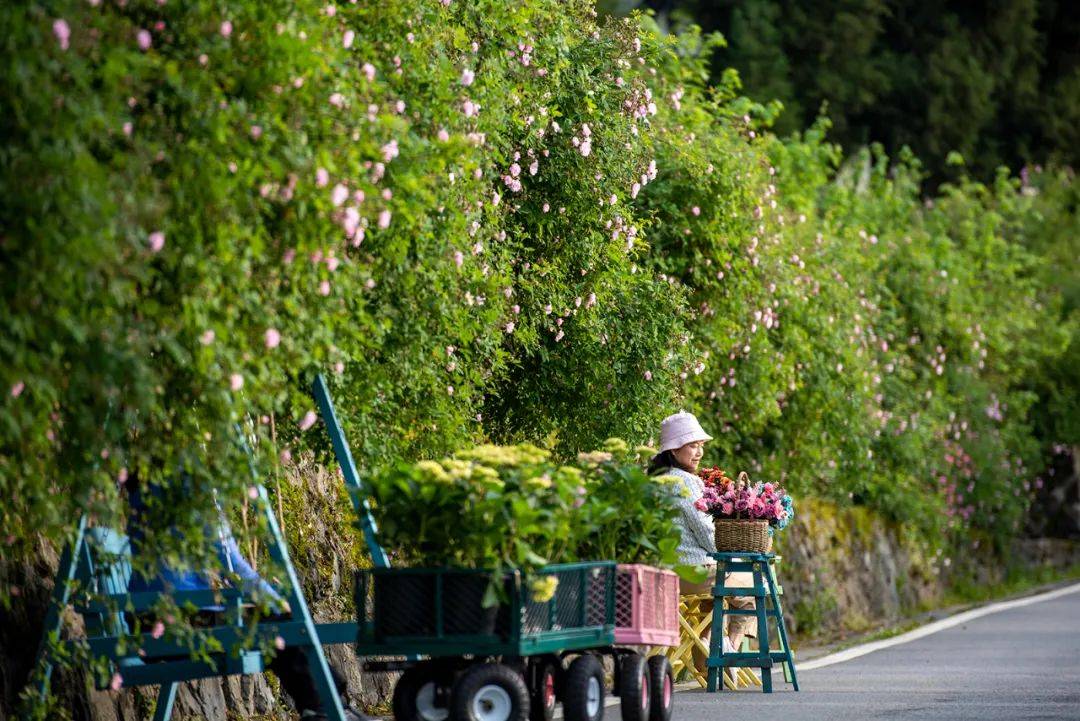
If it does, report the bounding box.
[792,581,1080,672]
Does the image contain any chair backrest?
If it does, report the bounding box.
[86,527,133,594]
[81,527,133,638]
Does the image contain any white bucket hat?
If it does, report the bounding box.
[659,410,713,452]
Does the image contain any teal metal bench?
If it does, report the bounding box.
[31,447,359,720]
[29,372,446,718]
[33,510,356,719]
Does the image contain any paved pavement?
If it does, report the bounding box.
[619,587,1080,721]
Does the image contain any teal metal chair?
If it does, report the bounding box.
[29,374,385,721]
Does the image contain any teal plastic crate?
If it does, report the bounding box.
[354,561,616,657]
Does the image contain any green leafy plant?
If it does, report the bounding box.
[570,439,684,569]
[364,444,580,576]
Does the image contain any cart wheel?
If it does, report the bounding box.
[529,659,559,721]
[394,663,451,721]
[451,663,529,721]
[563,655,605,721]
[618,654,650,721]
[646,656,674,721]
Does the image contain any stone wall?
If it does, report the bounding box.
[775,497,1080,641]
[774,497,942,638]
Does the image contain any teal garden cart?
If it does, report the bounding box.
[314,377,676,721]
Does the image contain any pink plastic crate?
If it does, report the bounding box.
[613,564,680,647]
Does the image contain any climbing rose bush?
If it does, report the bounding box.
[0,0,691,577]
[1,2,1078,715]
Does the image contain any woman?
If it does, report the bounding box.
[649,411,756,683]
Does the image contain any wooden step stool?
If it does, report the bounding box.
[707,552,799,693]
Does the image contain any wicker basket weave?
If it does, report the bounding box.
[714,519,773,553]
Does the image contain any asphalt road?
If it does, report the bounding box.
[621,587,1080,721]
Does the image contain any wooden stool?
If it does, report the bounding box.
[706,552,799,693]
[659,594,758,689]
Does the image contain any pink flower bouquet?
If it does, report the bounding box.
[694,469,795,530]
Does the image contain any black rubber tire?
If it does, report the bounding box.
[562,655,605,721]
[450,663,530,721]
[618,654,651,721]
[394,663,451,721]
[529,658,559,721]
[646,656,674,721]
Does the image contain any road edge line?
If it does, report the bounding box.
[791,580,1080,673]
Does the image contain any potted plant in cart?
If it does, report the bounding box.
[695,469,795,553]
[361,443,582,635]
[360,442,679,721]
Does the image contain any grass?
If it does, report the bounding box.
[938,562,1080,607]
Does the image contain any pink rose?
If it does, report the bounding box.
[53,19,71,50]
[264,328,281,349]
[136,29,151,51]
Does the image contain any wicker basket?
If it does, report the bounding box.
[714,519,773,553]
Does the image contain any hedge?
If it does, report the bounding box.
[2,0,1077,618]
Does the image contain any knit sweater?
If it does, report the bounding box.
[665,467,717,566]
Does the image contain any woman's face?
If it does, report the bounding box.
[672,441,705,473]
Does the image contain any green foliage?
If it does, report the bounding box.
[1,0,1075,583]
[365,440,690,577]
[571,440,684,567]
[364,444,580,576]
[2,3,1079,714]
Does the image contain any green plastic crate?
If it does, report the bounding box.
[353,561,616,657]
